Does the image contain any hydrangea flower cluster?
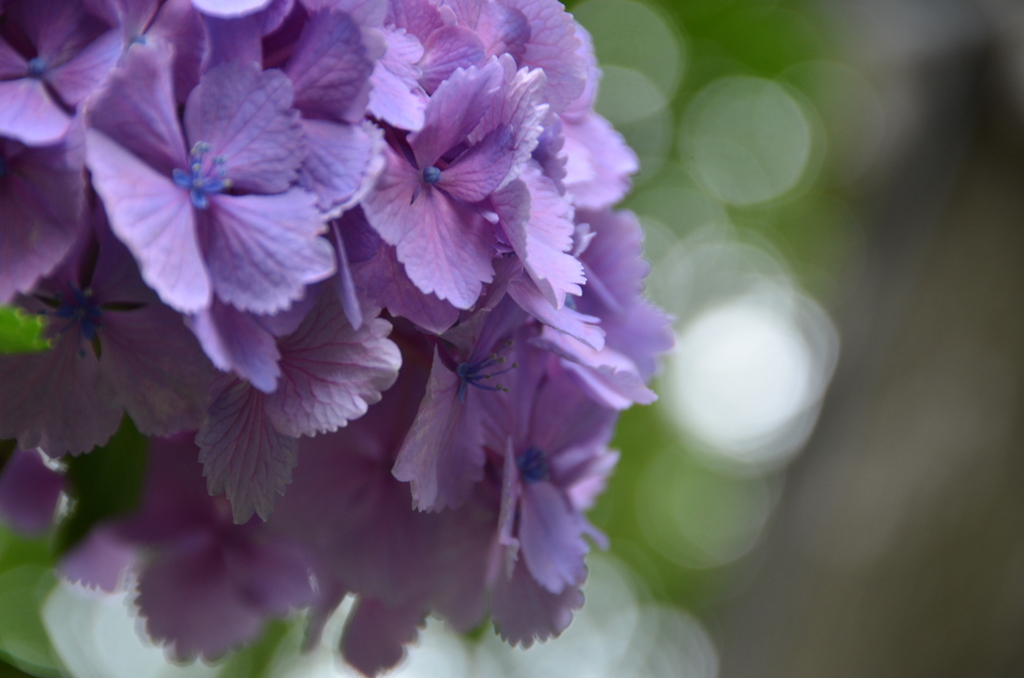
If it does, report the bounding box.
[0,0,672,673]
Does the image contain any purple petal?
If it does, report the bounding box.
[304,0,387,26]
[465,56,548,190]
[183,62,303,194]
[196,377,299,522]
[491,557,584,648]
[264,288,401,438]
[0,450,64,535]
[341,597,426,677]
[438,124,515,202]
[0,334,122,455]
[506,0,586,112]
[518,481,588,593]
[191,0,273,17]
[46,29,121,106]
[362,148,496,309]
[476,1,529,60]
[0,38,26,79]
[203,14,265,70]
[299,118,384,214]
[329,219,365,330]
[136,533,266,660]
[205,191,334,314]
[352,237,460,335]
[86,41,189,175]
[59,528,135,592]
[409,58,502,169]
[494,165,583,308]
[286,8,377,123]
[368,27,426,131]
[187,300,282,393]
[507,273,604,350]
[392,349,486,511]
[0,135,86,302]
[0,79,71,145]
[386,0,443,39]
[562,111,638,210]
[86,130,210,312]
[418,25,485,93]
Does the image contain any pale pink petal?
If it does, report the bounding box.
[86,130,210,312]
[205,191,334,314]
[196,378,299,522]
[265,288,401,437]
[562,111,638,210]
[494,165,583,308]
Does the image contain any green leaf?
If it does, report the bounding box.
[0,308,49,355]
[54,416,148,557]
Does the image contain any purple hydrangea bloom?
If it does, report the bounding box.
[85,42,335,316]
[0,449,64,535]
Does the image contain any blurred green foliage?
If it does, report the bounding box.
[0,308,48,355]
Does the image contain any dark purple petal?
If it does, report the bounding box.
[184,63,303,194]
[45,28,121,106]
[264,288,401,438]
[341,597,427,677]
[518,481,587,593]
[392,349,486,511]
[196,377,299,522]
[205,191,334,314]
[507,273,604,350]
[505,0,586,112]
[286,8,378,123]
[59,528,135,591]
[0,450,64,535]
[491,557,584,648]
[0,334,122,455]
[188,300,282,393]
[0,133,86,302]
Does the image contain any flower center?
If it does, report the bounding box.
[455,342,516,403]
[26,57,47,79]
[45,286,104,358]
[517,446,549,484]
[422,165,442,184]
[172,142,231,209]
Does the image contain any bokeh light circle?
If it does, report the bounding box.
[681,76,812,205]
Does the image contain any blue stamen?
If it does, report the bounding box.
[26,57,47,79]
[48,286,103,357]
[422,165,442,184]
[173,142,230,210]
[455,343,516,403]
[130,34,147,45]
[517,446,550,484]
